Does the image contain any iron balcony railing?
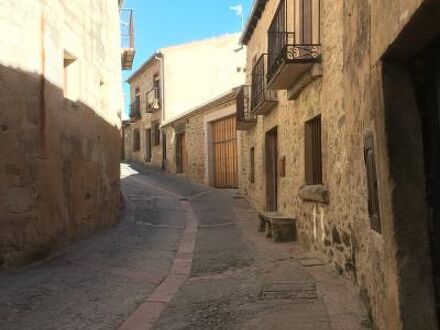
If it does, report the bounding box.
[145,87,161,113]
[251,54,277,112]
[236,85,257,130]
[120,9,134,49]
[130,98,140,120]
[267,0,321,83]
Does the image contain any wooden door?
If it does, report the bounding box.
[176,133,186,173]
[212,116,238,188]
[265,127,278,211]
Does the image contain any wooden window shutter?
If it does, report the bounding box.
[133,129,140,152]
[153,122,160,146]
[305,115,322,185]
[250,147,255,183]
[301,0,313,44]
[364,135,381,233]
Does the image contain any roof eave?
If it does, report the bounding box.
[240,0,268,45]
[126,52,163,84]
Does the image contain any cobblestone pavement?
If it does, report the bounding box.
[0,163,370,330]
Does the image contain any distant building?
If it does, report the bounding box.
[162,88,241,187]
[123,34,246,171]
[0,0,133,267]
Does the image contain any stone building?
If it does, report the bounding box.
[238,0,440,328]
[123,34,245,170]
[0,0,132,267]
[162,88,241,187]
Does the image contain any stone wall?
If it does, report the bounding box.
[240,0,350,273]
[0,0,122,268]
[240,0,440,328]
[343,0,439,328]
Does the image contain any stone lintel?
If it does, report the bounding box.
[298,184,329,204]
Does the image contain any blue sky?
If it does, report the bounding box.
[121,0,254,118]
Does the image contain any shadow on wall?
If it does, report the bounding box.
[0,64,122,269]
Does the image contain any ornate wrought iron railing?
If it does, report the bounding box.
[236,85,257,129]
[145,87,160,112]
[267,0,321,83]
[250,54,277,112]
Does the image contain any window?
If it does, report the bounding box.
[63,51,78,100]
[305,115,322,185]
[250,147,255,183]
[364,135,381,233]
[162,132,167,161]
[153,74,160,90]
[153,122,160,146]
[145,128,152,162]
[133,129,140,152]
[135,87,140,105]
[130,87,141,118]
[153,74,160,103]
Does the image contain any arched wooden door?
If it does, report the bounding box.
[212,115,238,188]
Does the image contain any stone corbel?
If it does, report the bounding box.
[298,184,330,204]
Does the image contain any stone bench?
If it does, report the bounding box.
[258,212,297,242]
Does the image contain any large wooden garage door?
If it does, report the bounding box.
[212,115,238,188]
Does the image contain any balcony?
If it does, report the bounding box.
[251,54,278,116]
[145,87,161,113]
[266,0,321,90]
[120,9,135,70]
[236,85,257,130]
[130,98,140,120]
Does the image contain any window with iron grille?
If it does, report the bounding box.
[133,129,140,152]
[305,115,322,185]
[251,55,265,110]
[153,122,160,146]
[364,135,381,233]
[250,147,255,183]
[145,128,152,162]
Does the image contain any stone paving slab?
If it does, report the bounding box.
[0,164,370,330]
[0,164,191,330]
[152,182,370,330]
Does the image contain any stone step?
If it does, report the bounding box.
[258,212,297,243]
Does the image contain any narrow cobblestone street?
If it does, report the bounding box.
[0,164,369,329]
